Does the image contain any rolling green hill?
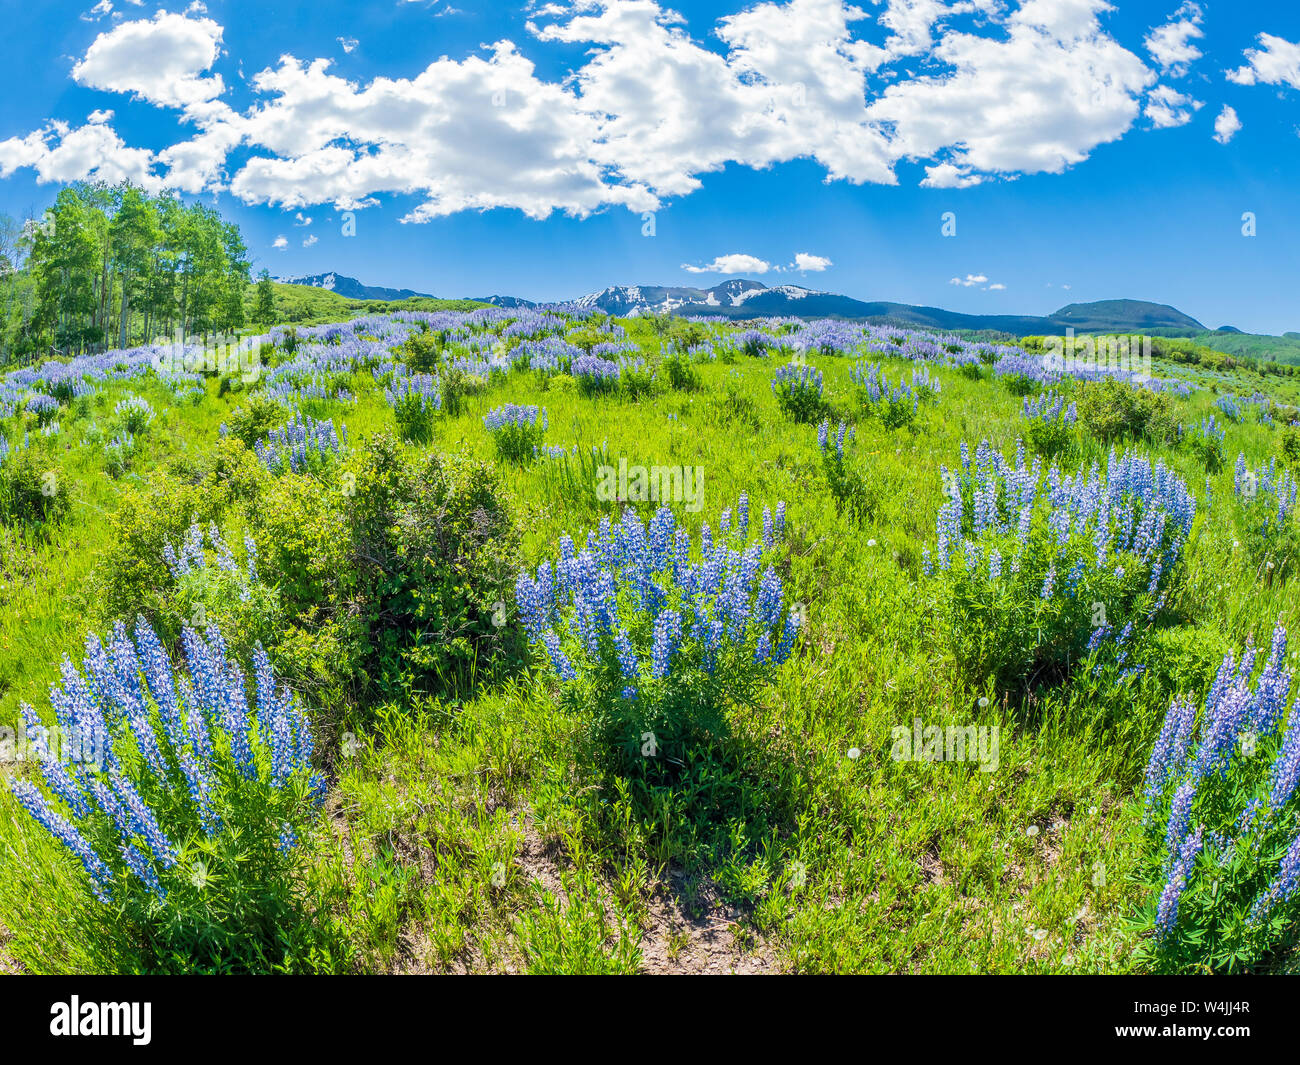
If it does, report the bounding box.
[244,281,487,328]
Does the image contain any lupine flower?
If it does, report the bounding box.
[516,499,798,698]
[7,619,323,906]
[255,410,346,473]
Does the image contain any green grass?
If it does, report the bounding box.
[2,318,1299,974]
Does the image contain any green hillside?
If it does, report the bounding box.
[244,281,488,327]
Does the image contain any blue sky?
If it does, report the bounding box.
[1,1,1298,333]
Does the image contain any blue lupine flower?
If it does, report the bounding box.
[8,780,114,902]
[255,410,345,473]
[517,499,799,693]
[8,619,322,906]
[1249,832,1300,926]
[1155,824,1204,942]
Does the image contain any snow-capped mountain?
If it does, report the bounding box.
[278,272,435,301]
[279,272,1209,335]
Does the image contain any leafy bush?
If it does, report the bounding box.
[346,434,520,698]
[249,471,350,623]
[1077,377,1174,444]
[220,395,285,448]
[94,474,227,625]
[7,620,328,973]
[515,497,800,778]
[1140,625,1300,972]
[924,440,1196,691]
[201,435,266,503]
[1020,389,1077,458]
[437,365,478,417]
[0,441,67,526]
[401,328,442,373]
[771,363,824,423]
[1280,426,1300,469]
[484,403,547,463]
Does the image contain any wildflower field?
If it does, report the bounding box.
[3,306,1300,975]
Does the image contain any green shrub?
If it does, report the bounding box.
[1076,377,1175,444]
[402,328,442,373]
[345,434,520,698]
[662,352,702,392]
[92,473,227,626]
[1279,426,1300,469]
[0,445,68,527]
[250,472,351,621]
[222,395,285,448]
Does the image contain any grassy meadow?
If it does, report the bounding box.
[1,308,1299,975]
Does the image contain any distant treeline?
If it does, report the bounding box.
[1021,334,1298,378]
[0,182,250,364]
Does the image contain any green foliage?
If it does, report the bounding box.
[1180,423,1225,473]
[0,445,67,527]
[92,474,226,625]
[254,269,276,325]
[391,389,438,445]
[221,395,285,448]
[345,434,520,700]
[1077,378,1175,444]
[401,329,442,374]
[1024,413,1074,459]
[661,351,702,392]
[13,182,249,359]
[620,360,657,400]
[1280,426,1300,469]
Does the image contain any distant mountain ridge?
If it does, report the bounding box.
[282,271,1214,336]
[278,272,435,302]
[557,282,1208,336]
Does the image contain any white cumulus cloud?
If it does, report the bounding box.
[0,2,1190,221]
[683,253,772,274]
[1213,104,1241,144]
[792,252,832,271]
[950,272,1004,290]
[1145,84,1202,128]
[71,11,225,108]
[1144,2,1203,75]
[1227,33,1300,90]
